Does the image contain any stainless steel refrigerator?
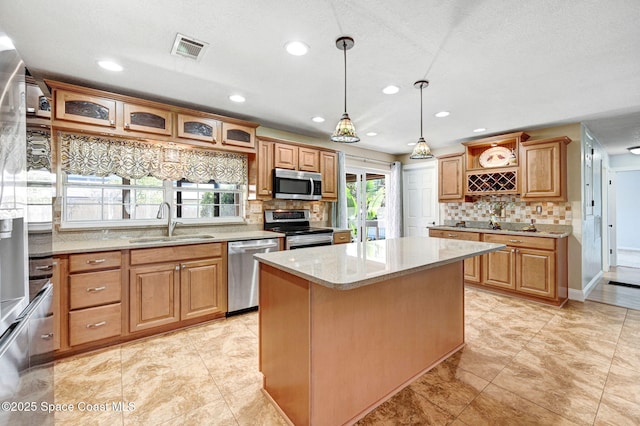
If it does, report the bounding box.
[0,30,54,426]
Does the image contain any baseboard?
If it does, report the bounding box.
[569,270,604,301]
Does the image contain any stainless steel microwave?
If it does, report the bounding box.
[273,168,322,200]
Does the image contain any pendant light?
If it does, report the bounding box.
[410,80,434,159]
[331,36,359,143]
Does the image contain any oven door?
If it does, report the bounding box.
[286,234,333,250]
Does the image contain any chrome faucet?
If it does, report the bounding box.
[156,202,179,237]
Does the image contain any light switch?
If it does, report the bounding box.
[536,205,542,214]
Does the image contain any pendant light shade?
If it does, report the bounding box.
[331,36,359,143]
[410,80,434,159]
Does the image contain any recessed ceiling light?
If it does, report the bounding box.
[0,36,15,51]
[408,142,417,146]
[434,111,450,118]
[97,60,123,72]
[628,146,640,155]
[229,94,246,103]
[366,132,377,137]
[473,128,487,133]
[382,85,399,95]
[312,116,325,123]
[285,41,309,56]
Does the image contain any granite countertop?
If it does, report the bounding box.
[53,230,284,255]
[254,236,504,290]
[429,224,571,238]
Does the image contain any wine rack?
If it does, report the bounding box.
[466,170,518,194]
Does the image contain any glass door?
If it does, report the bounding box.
[346,167,388,242]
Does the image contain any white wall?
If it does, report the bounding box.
[615,170,640,250]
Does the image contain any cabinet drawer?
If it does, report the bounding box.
[69,303,121,346]
[69,270,121,310]
[429,229,481,241]
[130,243,223,265]
[69,251,121,272]
[483,233,555,250]
[333,231,351,244]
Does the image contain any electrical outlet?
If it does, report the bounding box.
[536,205,542,214]
[250,203,262,213]
[313,204,320,213]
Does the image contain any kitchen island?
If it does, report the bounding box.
[254,236,504,426]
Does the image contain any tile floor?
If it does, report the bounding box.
[53,287,640,425]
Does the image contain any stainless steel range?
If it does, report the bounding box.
[264,209,333,250]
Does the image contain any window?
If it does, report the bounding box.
[27,169,55,226]
[61,174,244,228]
[173,180,242,220]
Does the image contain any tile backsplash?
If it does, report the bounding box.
[442,195,572,225]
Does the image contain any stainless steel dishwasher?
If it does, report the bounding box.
[227,238,280,315]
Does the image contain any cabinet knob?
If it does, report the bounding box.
[124,123,130,128]
[175,265,180,271]
[110,119,115,126]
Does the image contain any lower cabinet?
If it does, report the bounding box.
[129,263,181,332]
[428,229,482,283]
[56,242,227,357]
[429,229,568,306]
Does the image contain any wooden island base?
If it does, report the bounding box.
[259,261,465,426]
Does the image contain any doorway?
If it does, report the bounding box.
[402,163,438,237]
[588,168,640,310]
[345,168,388,243]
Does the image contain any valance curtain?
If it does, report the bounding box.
[59,132,247,184]
[26,130,51,171]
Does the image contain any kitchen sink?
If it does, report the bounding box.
[129,235,215,244]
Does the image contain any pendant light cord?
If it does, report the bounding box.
[420,84,423,138]
[342,40,348,114]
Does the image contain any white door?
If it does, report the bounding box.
[403,163,438,237]
[607,171,617,267]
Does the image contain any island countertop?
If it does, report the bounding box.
[254,235,504,290]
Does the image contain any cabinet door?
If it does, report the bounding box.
[52,258,62,351]
[515,248,555,298]
[180,258,227,320]
[520,140,565,201]
[320,151,338,200]
[257,140,274,197]
[298,147,320,172]
[222,122,255,149]
[177,113,221,143]
[464,256,482,283]
[123,103,172,136]
[274,143,298,169]
[129,263,180,332]
[482,247,515,290]
[438,154,465,201]
[55,90,116,128]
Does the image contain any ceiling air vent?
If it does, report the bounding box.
[171,33,209,61]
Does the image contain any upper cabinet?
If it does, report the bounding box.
[437,131,571,202]
[437,153,467,202]
[177,113,221,143]
[55,90,116,128]
[123,103,172,136]
[222,123,256,150]
[520,137,571,201]
[47,80,258,153]
[257,137,337,201]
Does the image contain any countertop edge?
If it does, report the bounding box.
[255,242,505,290]
[52,231,285,255]
[429,225,571,238]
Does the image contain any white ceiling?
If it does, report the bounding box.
[1,0,640,156]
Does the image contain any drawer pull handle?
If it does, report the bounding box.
[86,286,107,292]
[447,234,458,238]
[35,265,53,271]
[86,259,106,264]
[86,321,107,329]
[41,333,54,340]
[509,240,522,243]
